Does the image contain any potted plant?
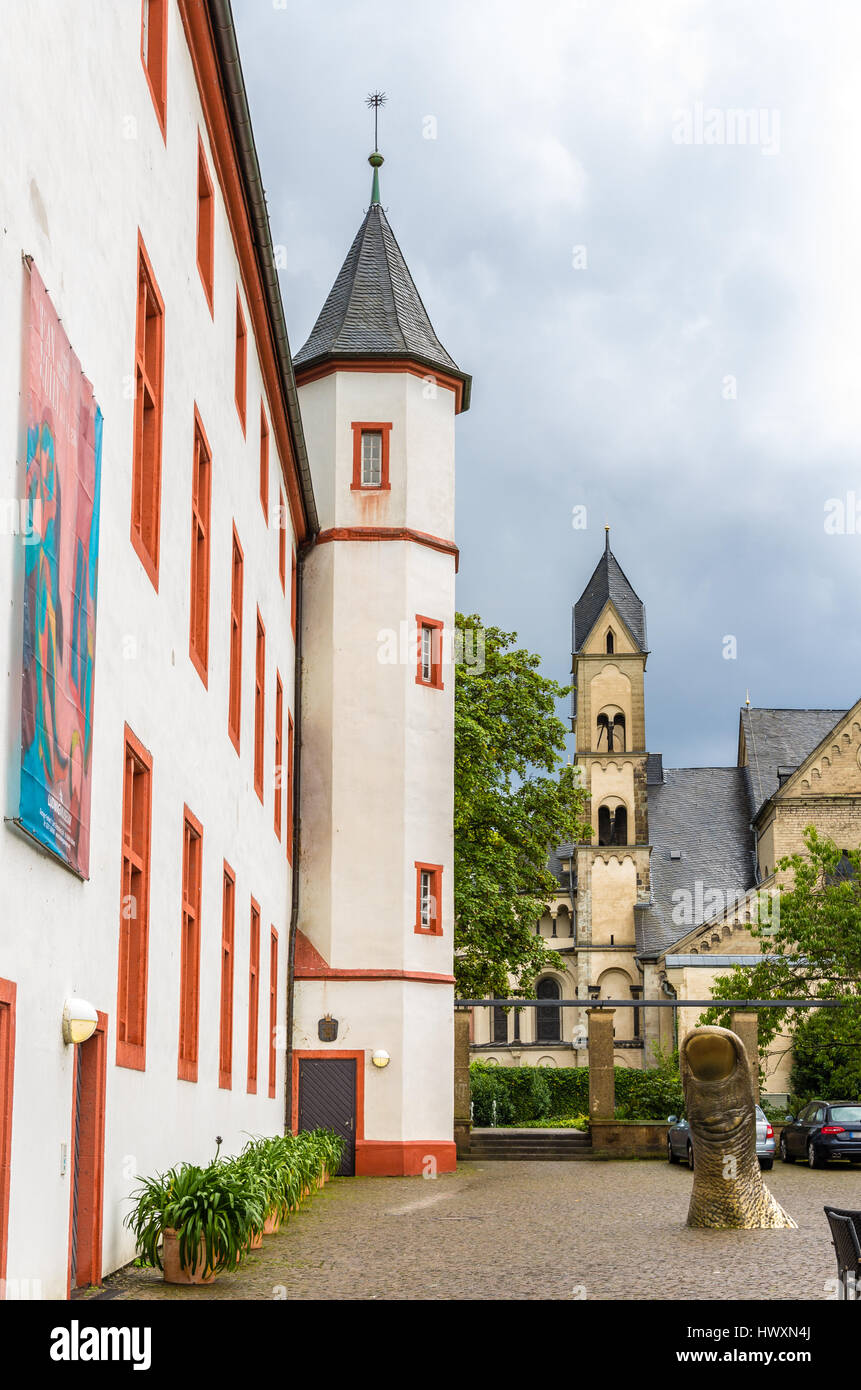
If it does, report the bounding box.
[125,1150,264,1284]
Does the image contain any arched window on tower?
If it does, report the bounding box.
[536,977,562,1043]
[613,805,628,845]
[612,713,626,751]
[598,804,612,845]
[598,801,629,846]
[596,713,610,750]
[606,630,615,654]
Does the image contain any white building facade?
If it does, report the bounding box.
[0,1,315,1297]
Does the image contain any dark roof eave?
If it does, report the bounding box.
[207,0,319,534]
[295,349,472,412]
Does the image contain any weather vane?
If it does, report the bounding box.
[365,91,387,152]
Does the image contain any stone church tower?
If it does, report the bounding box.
[571,528,651,1047]
[289,153,471,1173]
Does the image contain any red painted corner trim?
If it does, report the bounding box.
[355,1140,457,1176]
[0,979,16,1297]
[293,931,454,983]
[291,1050,365,1142]
[315,526,459,572]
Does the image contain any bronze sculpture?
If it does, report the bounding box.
[680,1025,796,1230]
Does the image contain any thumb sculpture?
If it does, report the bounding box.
[680,1025,796,1230]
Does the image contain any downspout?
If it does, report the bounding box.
[284,539,310,1134]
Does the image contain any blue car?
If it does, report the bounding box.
[778,1101,861,1168]
[667,1107,775,1170]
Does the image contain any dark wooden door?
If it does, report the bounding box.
[298,1059,356,1175]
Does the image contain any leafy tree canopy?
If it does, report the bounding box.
[453,613,591,998]
[701,827,861,1099]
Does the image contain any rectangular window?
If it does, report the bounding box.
[219,862,235,1090]
[178,808,203,1082]
[278,488,286,592]
[228,526,243,752]
[235,292,247,434]
[414,862,443,936]
[268,928,278,1099]
[274,673,283,840]
[117,726,153,1070]
[259,405,269,521]
[415,615,445,690]
[254,609,265,803]
[290,547,297,639]
[0,978,17,1295]
[248,898,260,1094]
[351,421,392,490]
[131,237,165,590]
[196,136,214,313]
[189,408,212,685]
[286,711,294,865]
[140,0,167,138]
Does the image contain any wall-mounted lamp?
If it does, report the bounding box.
[371,1049,390,1069]
[62,998,98,1046]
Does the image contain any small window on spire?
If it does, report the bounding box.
[606,630,615,654]
[351,422,391,490]
[361,431,382,487]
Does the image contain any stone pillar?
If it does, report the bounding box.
[587,1008,615,1118]
[453,1010,472,1155]
[640,963,662,1068]
[730,1009,760,1100]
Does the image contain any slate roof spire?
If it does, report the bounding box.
[573,533,648,652]
[293,133,471,410]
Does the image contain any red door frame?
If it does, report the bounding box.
[0,979,16,1299]
[66,1011,108,1296]
[291,1049,365,1143]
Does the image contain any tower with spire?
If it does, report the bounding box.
[290,119,470,1174]
[571,528,651,1044]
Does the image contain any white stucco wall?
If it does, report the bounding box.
[0,2,297,1296]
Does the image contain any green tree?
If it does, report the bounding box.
[701,827,861,1098]
[453,613,591,998]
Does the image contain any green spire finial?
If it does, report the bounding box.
[366,91,387,205]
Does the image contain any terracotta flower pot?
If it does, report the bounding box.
[162,1229,216,1285]
[246,1228,263,1250]
[263,1210,281,1235]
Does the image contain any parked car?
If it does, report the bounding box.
[667,1107,775,1170]
[779,1101,861,1168]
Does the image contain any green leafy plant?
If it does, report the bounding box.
[470,1061,685,1125]
[125,1129,345,1277]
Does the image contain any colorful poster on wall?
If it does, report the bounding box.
[17,264,102,878]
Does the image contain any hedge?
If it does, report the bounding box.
[470,1061,684,1125]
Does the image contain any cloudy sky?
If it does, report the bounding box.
[234,0,861,768]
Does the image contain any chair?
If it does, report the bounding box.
[824,1206,861,1300]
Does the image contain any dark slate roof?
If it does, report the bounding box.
[740,707,846,820]
[293,202,471,405]
[548,845,575,890]
[636,767,756,957]
[646,752,664,785]
[573,539,647,653]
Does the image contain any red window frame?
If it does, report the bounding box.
[350,422,392,490]
[235,291,247,434]
[259,404,269,521]
[415,615,445,690]
[278,488,286,592]
[219,861,235,1090]
[189,407,212,686]
[268,928,278,1099]
[178,807,203,1083]
[140,0,168,140]
[196,134,214,314]
[117,725,153,1071]
[286,710,294,865]
[131,235,165,591]
[414,862,443,936]
[274,672,283,840]
[228,525,243,753]
[0,978,17,1297]
[248,898,261,1094]
[254,608,265,803]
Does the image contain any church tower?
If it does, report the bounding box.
[290,140,471,1174]
[572,529,651,1052]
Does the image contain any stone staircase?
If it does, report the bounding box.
[462,1127,593,1161]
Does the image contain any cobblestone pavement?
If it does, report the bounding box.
[107,1159,861,1301]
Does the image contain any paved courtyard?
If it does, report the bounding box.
[108,1159,861,1301]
